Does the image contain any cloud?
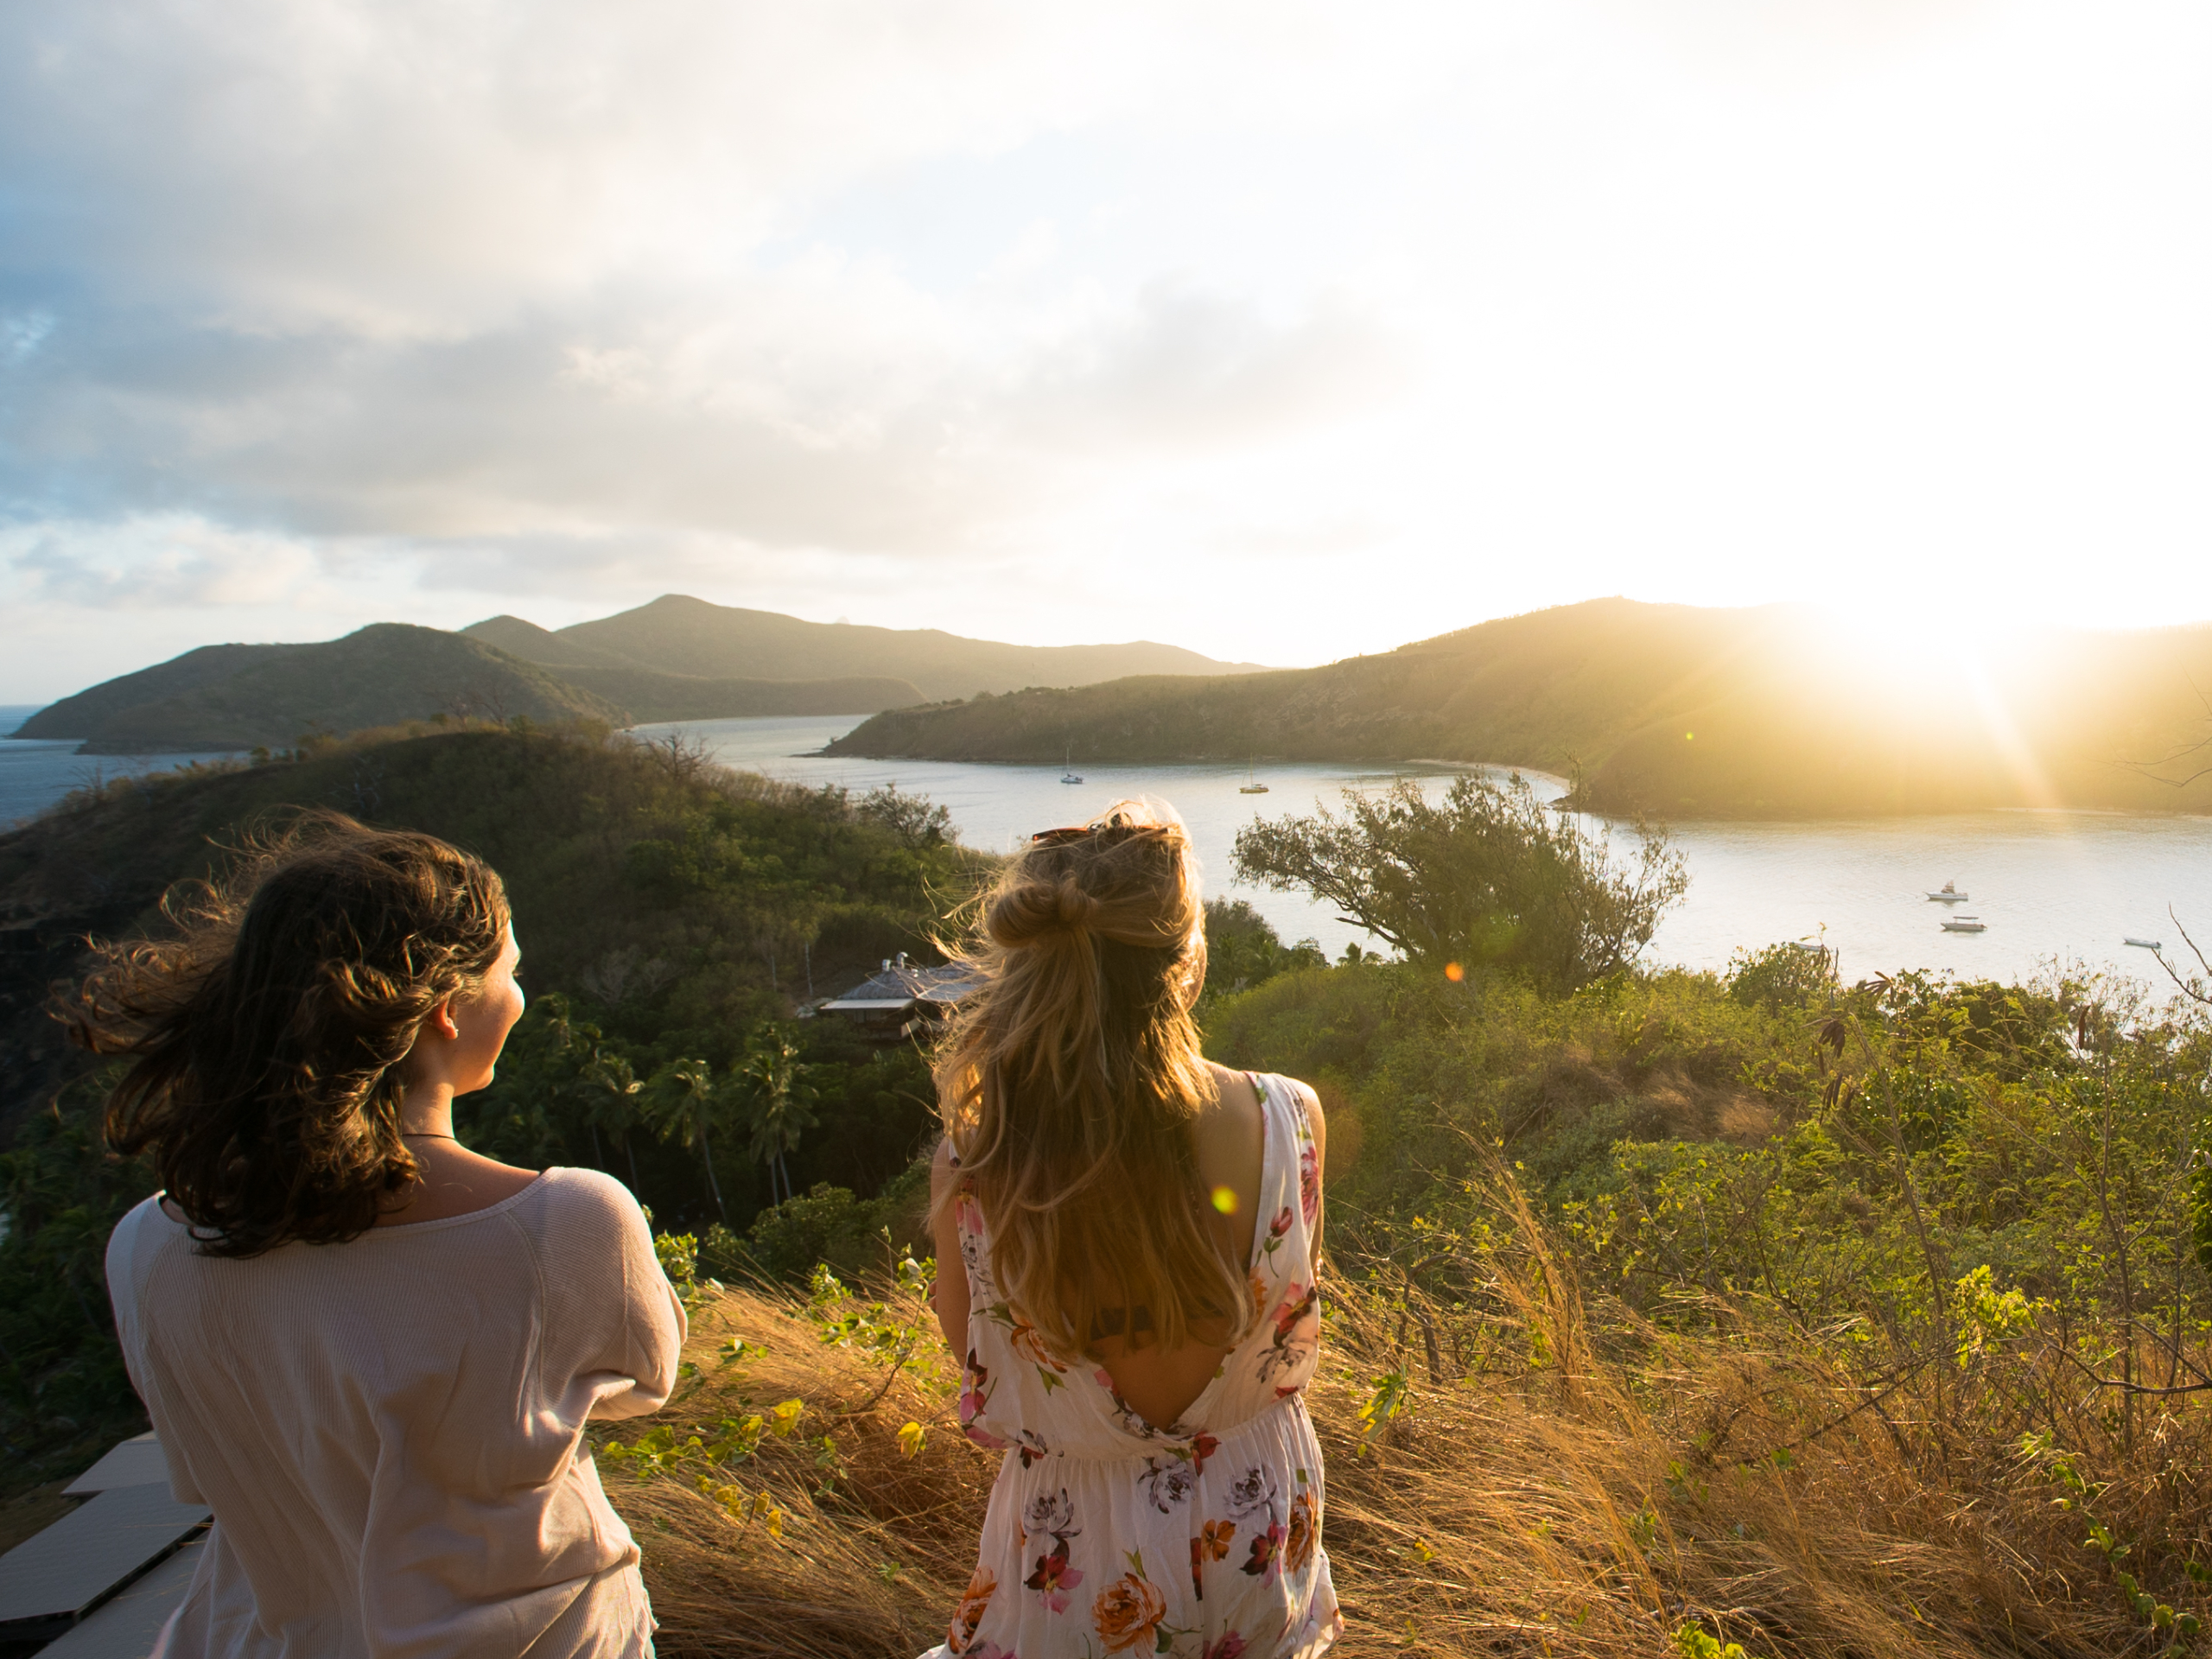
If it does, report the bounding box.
[1002,281,1408,453]
[3,515,317,609]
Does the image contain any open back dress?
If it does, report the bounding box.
[925,1072,1341,1659]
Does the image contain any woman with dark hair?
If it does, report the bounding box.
[925,801,1339,1659]
[73,813,683,1658]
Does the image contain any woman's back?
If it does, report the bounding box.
[933,1071,1338,1659]
[110,1168,683,1659]
[1083,1064,1267,1429]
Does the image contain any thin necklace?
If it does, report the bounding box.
[400,1130,458,1141]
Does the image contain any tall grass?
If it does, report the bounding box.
[613,1189,2212,1658]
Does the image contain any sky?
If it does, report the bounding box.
[3,0,2210,703]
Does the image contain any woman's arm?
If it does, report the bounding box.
[929,1139,970,1355]
[538,1172,687,1422]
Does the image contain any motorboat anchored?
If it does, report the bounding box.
[1940,915,1987,934]
[1927,881,1970,903]
[2125,937,2164,950]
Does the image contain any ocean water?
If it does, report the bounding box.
[640,715,2212,989]
[0,705,252,830]
[7,702,2205,991]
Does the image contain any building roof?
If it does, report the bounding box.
[818,956,986,1014]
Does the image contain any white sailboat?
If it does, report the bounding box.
[1238,758,1268,795]
[1060,744,1082,785]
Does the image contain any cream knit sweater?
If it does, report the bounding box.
[106,1168,686,1659]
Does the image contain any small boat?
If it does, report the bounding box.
[1941,915,1987,934]
[1238,758,1269,795]
[1927,881,1970,903]
[2125,937,2164,950]
[1060,745,1083,785]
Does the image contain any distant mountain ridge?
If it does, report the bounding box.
[829,599,2212,818]
[464,594,1272,702]
[13,598,1262,753]
[16,626,628,752]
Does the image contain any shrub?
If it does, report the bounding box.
[1231,773,1688,988]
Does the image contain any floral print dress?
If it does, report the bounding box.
[923,1073,1341,1659]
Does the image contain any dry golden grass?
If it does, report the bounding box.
[604,1242,2212,1659]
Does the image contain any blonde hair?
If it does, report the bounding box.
[933,799,1248,1362]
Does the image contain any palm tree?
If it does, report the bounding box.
[575,1050,645,1188]
[643,1058,732,1223]
[734,1027,817,1208]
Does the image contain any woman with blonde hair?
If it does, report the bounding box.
[926,802,1339,1659]
[73,813,683,1657]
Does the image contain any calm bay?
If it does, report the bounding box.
[647,715,2212,990]
[9,704,2208,989]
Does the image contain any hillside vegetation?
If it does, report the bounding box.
[832,599,2212,817]
[603,944,2212,1658]
[469,593,1272,702]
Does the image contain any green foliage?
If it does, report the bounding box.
[642,1058,735,1221]
[1231,773,1688,988]
[1724,938,1838,1010]
[734,1027,821,1207]
[741,1160,933,1284]
[1201,898,1328,1000]
[855,784,952,851]
[2194,1154,2212,1275]
[654,1230,700,1294]
[1205,950,2212,1637]
[1672,1625,1759,1659]
[0,1082,154,1484]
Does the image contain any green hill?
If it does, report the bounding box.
[16,625,627,753]
[472,594,1272,701]
[829,599,2212,817]
[552,664,924,722]
[461,613,645,671]
[15,622,927,751]
[457,610,925,716]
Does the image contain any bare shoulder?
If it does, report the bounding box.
[1198,1061,1264,1130]
[929,1136,958,1203]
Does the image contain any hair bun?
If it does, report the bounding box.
[1055,882,1096,930]
[987,874,1100,948]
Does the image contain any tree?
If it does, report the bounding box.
[643,1058,734,1223]
[734,1027,819,1208]
[856,784,952,851]
[1230,773,1688,989]
[575,1050,646,1189]
[1201,898,1328,998]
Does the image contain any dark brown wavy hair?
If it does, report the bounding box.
[59,810,512,1257]
[933,798,1249,1363]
